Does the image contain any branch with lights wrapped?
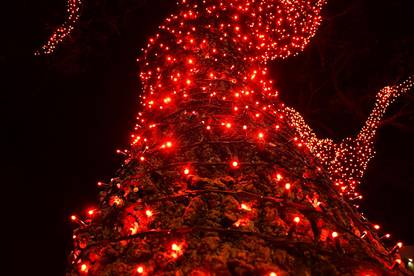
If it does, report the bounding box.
[34,0,82,55]
[284,75,414,199]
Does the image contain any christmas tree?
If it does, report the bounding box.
[36,0,414,274]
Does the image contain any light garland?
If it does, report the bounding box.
[66,0,413,274]
[34,0,82,55]
[285,76,414,198]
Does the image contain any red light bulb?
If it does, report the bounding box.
[145,210,153,217]
[275,173,283,181]
[137,266,144,274]
[163,97,171,104]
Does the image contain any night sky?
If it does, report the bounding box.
[3,0,414,275]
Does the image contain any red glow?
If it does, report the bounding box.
[137,266,144,273]
[163,97,172,104]
[231,161,239,168]
[145,209,153,217]
[161,141,173,149]
[87,209,95,216]
[396,258,402,264]
[240,203,252,211]
[71,215,77,221]
[130,222,139,235]
[285,183,291,190]
[80,263,88,272]
[172,243,181,251]
[293,216,300,224]
[275,173,283,181]
[183,168,190,175]
[234,218,249,227]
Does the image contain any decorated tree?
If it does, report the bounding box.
[36,0,414,275]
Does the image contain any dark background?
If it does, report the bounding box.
[2,0,413,275]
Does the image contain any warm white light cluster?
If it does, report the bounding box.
[284,76,414,198]
[34,0,82,55]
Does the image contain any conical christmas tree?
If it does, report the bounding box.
[64,0,414,275]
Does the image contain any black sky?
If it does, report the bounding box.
[2,0,414,275]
